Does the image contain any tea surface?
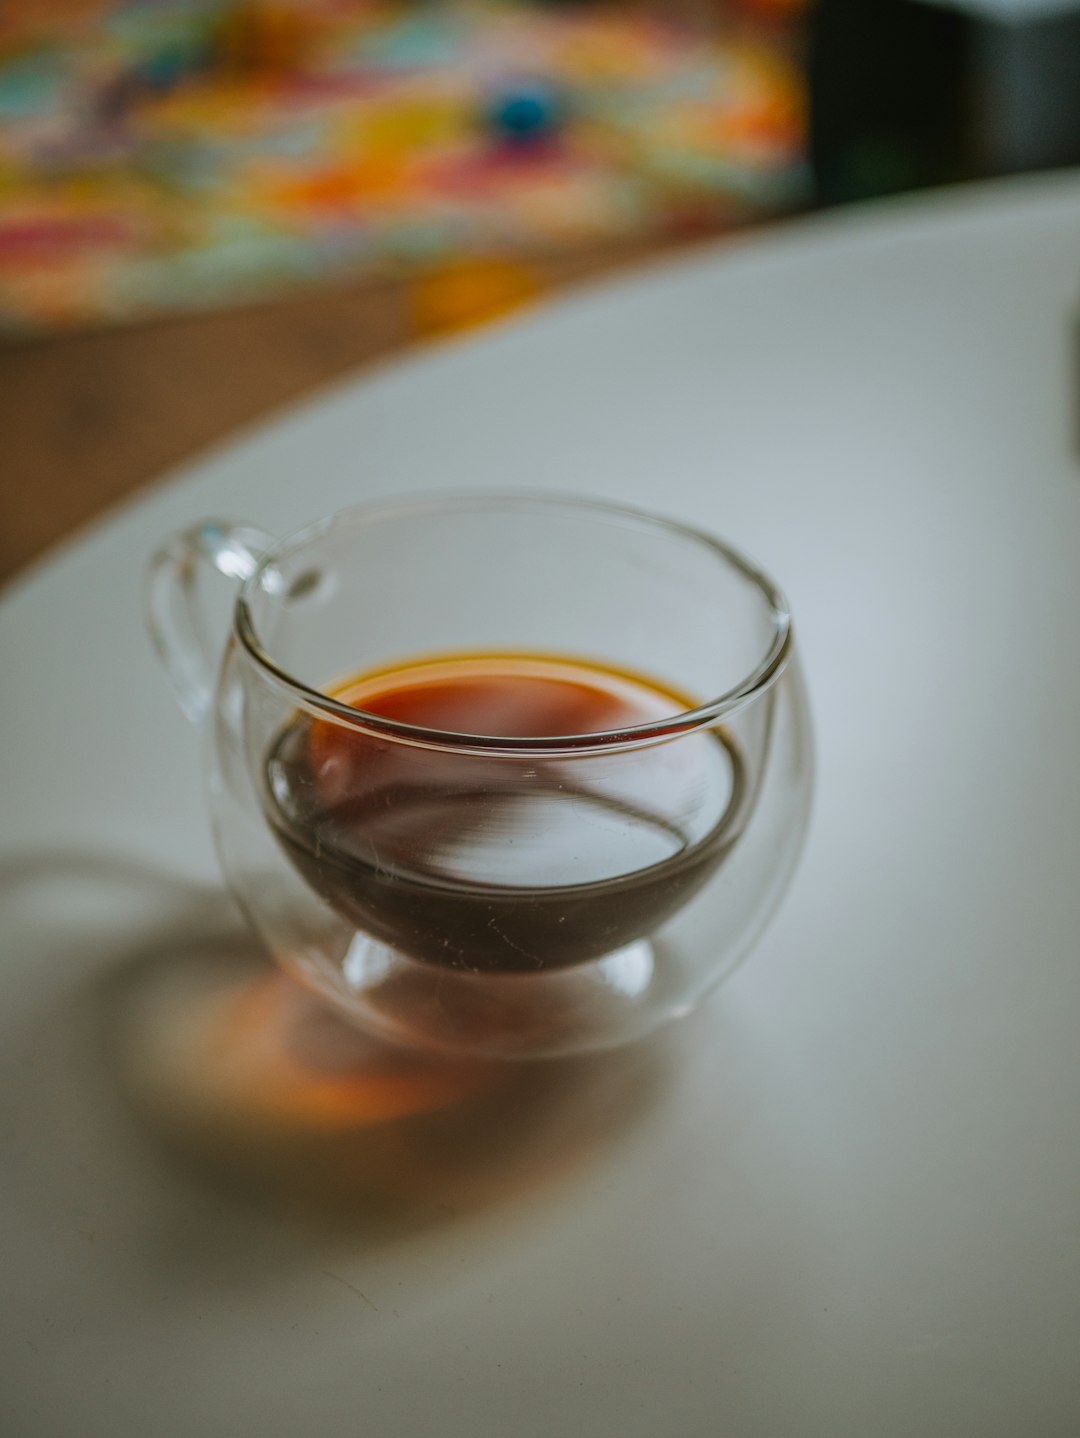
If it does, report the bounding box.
[264,654,743,973]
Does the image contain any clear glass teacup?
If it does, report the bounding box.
[147,492,812,1059]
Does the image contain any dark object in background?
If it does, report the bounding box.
[809,0,971,204]
[973,9,1080,174]
[810,0,1080,205]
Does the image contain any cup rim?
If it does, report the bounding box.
[234,491,793,755]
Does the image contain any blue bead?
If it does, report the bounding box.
[139,43,205,91]
[489,83,561,141]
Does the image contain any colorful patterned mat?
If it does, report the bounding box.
[0,1,807,334]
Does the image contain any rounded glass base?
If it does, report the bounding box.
[290,933,665,1060]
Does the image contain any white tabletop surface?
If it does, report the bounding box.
[3,172,1080,1438]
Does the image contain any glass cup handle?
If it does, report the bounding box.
[145,519,275,724]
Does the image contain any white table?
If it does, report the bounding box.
[3,173,1080,1438]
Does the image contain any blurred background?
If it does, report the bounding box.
[2,0,1078,582]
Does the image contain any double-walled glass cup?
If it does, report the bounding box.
[147,493,812,1059]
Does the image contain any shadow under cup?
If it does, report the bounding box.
[194,494,813,1059]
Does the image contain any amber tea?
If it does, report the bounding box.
[263,653,746,975]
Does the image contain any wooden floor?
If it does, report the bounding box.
[0,239,687,586]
